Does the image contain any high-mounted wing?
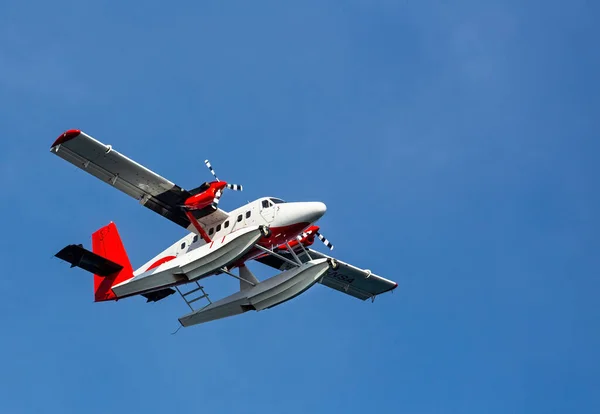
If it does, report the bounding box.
[50,129,227,231]
[256,248,397,301]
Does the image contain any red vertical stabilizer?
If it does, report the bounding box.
[92,222,134,302]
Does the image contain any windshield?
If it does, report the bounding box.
[270,198,286,204]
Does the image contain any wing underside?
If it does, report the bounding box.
[256,248,397,300]
[50,130,227,230]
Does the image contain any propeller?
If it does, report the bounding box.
[204,159,243,209]
[204,160,243,191]
[211,188,224,209]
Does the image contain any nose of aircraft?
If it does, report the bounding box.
[275,201,327,228]
[302,201,327,224]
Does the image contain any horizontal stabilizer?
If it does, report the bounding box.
[55,244,123,276]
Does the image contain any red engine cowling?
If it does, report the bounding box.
[183,181,228,210]
[276,225,320,251]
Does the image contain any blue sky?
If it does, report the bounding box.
[1,0,598,412]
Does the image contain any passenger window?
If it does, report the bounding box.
[246,211,251,218]
[237,214,242,222]
[193,235,198,243]
[209,228,214,235]
[224,221,229,228]
[216,224,222,232]
[262,200,269,208]
[181,242,186,249]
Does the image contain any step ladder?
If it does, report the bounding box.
[176,281,212,311]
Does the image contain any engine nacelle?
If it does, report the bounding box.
[183,181,228,210]
[276,225,320,251]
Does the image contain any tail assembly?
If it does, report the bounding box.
[92,222,134,301]
[54,222,134,302]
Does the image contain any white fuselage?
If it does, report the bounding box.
[135,197,326,276]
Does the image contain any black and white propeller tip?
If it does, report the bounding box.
[316,232,334,250]
[211,189,223,209]
[204,160,219,181]
[226,183,243,191]
[204,159,243,192]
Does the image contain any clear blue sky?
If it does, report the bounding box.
[1,1,598,413]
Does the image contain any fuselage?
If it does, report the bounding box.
[135,197,326,276]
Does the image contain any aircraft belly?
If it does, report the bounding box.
[178,259,330,327]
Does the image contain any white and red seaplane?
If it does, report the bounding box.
[51,130,397,327]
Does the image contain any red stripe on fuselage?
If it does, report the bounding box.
[146,255,176,271]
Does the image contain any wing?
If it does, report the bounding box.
[256,248,397,301]
[50,129,227,231]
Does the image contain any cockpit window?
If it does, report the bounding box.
[270,198,285,204]
[262,200,270,208]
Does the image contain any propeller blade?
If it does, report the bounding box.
[316,232,334,250]
[204,160,244,191]
[211,189,223,209]
[297,229,313,241]
[204,160,220,181]
[226,183,243,191]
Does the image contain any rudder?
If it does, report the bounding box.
[92,222,133,302]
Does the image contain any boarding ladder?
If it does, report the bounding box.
[176,281,212,311]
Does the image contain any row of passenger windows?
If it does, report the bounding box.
[180,210,252,249]
[208,210,251,235]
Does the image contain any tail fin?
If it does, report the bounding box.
[92,222,134,302]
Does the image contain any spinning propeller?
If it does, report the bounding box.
[204,160,243,209]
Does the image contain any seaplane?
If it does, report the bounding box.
[50,129,398,328]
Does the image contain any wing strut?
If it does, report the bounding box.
[184,210,211,243]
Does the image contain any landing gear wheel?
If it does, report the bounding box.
[259,225,272,238]
[327,258,339,270]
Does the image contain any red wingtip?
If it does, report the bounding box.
[51,129,81,147]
